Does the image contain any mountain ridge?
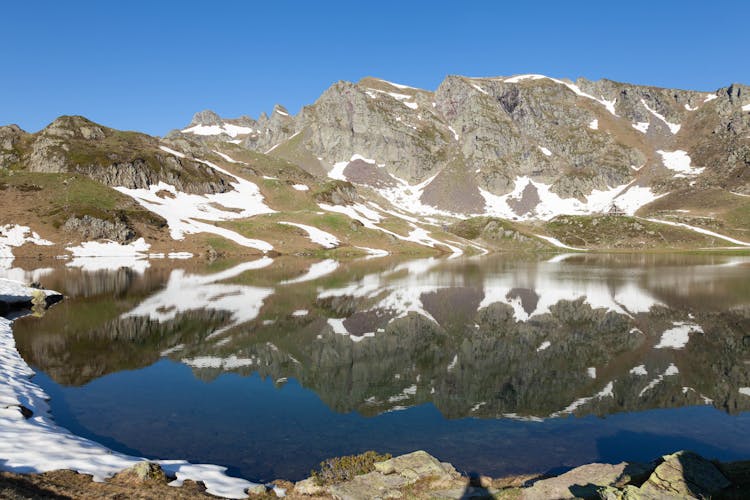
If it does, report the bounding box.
[2,73,750,262]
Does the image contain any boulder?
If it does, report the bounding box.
[294,477,326,496]
[327,470,408,499]
[522,462,651,500]
[112,462,168,484]
[373,450,457,481]
[638,451,730,498]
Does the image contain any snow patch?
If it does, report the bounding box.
[292,184,309,191]
[181,123,255,138]
[588,119,598,130]
[0,225,53,267]
[644,218,750,246]
[470,83,489,95]
[642,100,681,134]
[117,149,274,252]
[639,364,679,397]
[536,341,551,352]
[539,146,552,157]
[632,121,650,133]
[630,365,648,376]
[278,222,339,249]
[657,150,704,177]
[654,322,702,349]
[504,74,618,116]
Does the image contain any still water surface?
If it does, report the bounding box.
[7,253,750,482]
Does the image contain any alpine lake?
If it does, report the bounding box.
[6,252,750,483]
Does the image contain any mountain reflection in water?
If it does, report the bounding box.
[7,253,750,480]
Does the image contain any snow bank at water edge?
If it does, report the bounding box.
[0,280,262,499]
[0,225,53,268]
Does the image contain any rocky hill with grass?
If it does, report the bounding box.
[2,74,750,260]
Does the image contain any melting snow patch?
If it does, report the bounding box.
[657,150,704,177]
[630,365,648,376]
[181,123,255,138]
[0,225,53,267]
[116,149,275,252]
[743,104,750,112]
[632,122,650,133]
[292,184,309,191]
[481,176,662,221]
[642,100,681,134]
[535,234,585,251]
[447,354,458,371]
[704,94,718,103]
[292,310,308,317]
[739,387,750,397]
[278,222,339,249]
[644,218,750,246]
[470,83,489,95]
[66,238,150,258]
[655,322,702,349]
[539,146,552,157]
[504,75,618,116]
[589,119,598,130]
[639,364,679,397]
[587,367,597,379]
[213,150,244,164]
[536,341,551,352]
[685,103,699,111]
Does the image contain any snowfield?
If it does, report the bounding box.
[115,147,275,252]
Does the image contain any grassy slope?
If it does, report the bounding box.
[638,189,750,242]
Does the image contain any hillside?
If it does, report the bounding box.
[2,74,750,262]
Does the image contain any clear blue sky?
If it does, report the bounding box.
[2,1,747,136]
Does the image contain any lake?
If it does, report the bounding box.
[6,253,750,483]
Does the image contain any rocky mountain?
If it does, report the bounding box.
[2,73,750,260]
[172,75,750,219]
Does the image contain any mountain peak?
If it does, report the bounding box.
[189,110,223,126]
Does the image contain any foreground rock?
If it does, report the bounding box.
[1,446,749,499]
[288,450,749,499]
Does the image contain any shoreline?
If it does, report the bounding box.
[2,278,749,499]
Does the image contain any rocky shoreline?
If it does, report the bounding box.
[1,449,749,499]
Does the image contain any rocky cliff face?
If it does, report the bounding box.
[177,74,750,219]
[4,116,233,194]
